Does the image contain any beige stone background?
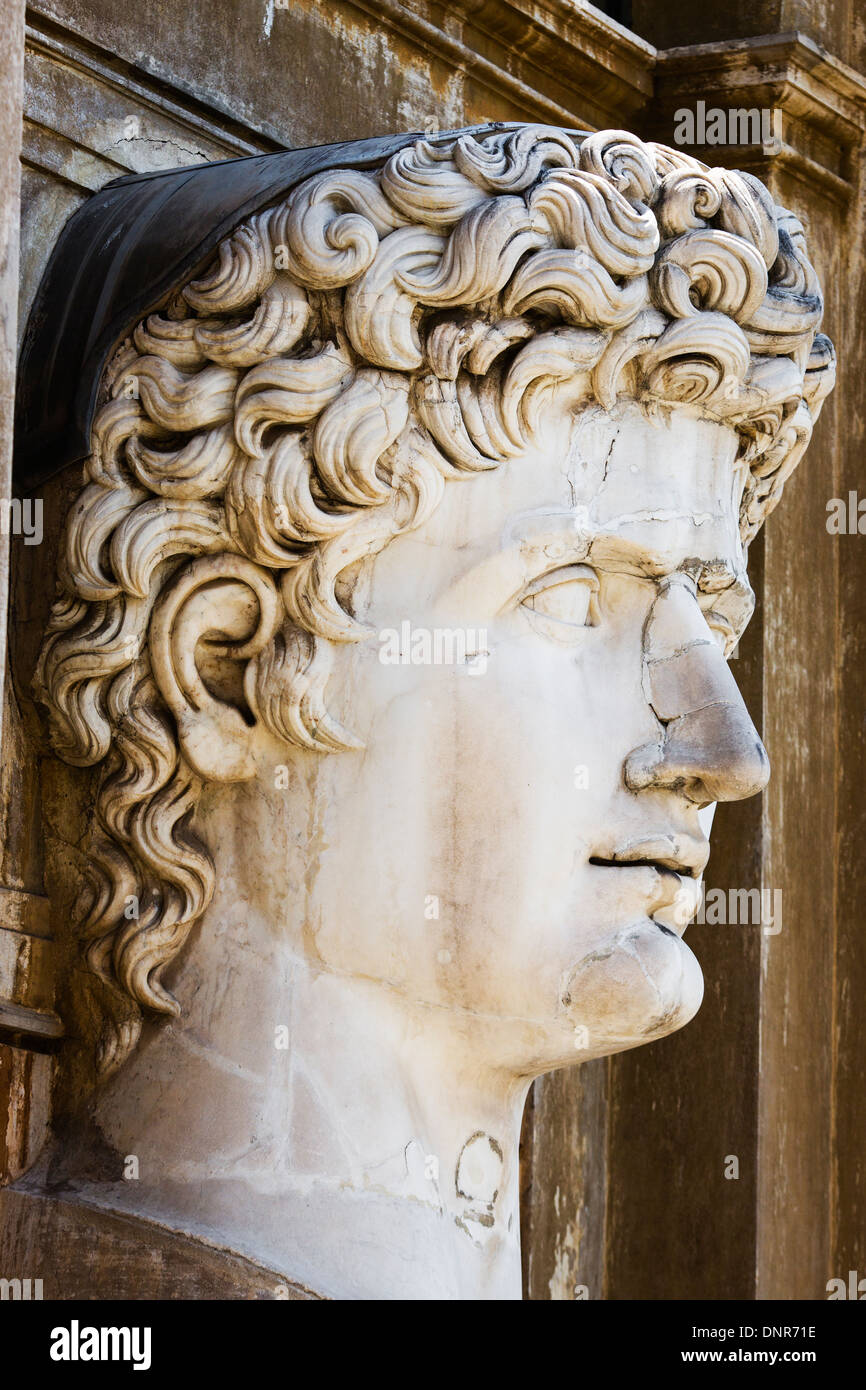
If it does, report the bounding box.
[1,0,865,1299]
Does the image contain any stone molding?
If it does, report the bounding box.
[652,32,866,201]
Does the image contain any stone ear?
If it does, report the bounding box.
[149,554,280,781]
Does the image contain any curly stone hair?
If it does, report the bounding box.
[34,125,835,1072]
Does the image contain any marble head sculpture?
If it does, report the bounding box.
[28,124,833,1298]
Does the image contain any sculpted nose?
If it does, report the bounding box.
[625,575,770,805]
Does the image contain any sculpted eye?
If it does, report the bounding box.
[520,564,600,642]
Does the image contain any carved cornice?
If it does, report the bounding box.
[346,0,654,129]
[21,8,866,208]
[24,11,282,161]
[651,33,866,202]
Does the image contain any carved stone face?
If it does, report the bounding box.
[33,125,833,1087]
[191,394,763,1074]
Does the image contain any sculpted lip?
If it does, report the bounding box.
[589,834,709,935]
[589,832,710,878]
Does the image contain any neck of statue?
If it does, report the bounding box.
[57,951,530,1300]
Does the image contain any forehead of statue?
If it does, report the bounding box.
[384,400,748,612]
[566,401,746,569]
